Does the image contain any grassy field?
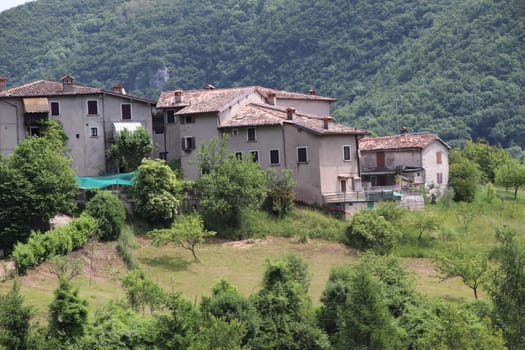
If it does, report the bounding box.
[1,186,523,323]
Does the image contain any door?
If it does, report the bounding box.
[376,152,385,167]
[341,179,347,193]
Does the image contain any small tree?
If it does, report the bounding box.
[48,279,88,343]
[132,159,182,227]
[448,152,480,202]
[0,281,32,350]
[150,213,216,262]
[122,269,165,315]
[413,212,440,240]
[495,160,525,200]
[85,190,126,241]
[345,210,396,255]
[434,244,489,299]
[107,127,153,172]
[263,168,295,218]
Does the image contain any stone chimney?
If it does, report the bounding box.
[323,116,333,130]
[286,107,296,120]
[113,84,123,94]
[0,76,6,91]
[61,75,74,93]
[174,90,184,104]
[268,92,277,105]
[309,88,316,95]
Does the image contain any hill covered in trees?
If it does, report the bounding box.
[0,0,523,149]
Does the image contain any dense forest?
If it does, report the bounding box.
[0,0,523,149]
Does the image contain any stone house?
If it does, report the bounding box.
[0,76,155,175]
[155,86,369,213]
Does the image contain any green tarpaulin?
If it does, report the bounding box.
[76,172,136,189]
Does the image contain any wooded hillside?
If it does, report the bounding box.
[0,0,523,149]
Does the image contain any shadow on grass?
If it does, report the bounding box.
[139,255,192,272]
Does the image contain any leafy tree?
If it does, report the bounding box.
[48,256,82,282]
[132,158,182,226]
[0,281,32,350]
[263,168,295,218]
[375,201,406,225]
[334,269,402,350]
[85,190,126,240]
[413,212,440,240]
[489,226,525,349]
[121,269,165,315]
[495,159,525,200]
[434,244,489,300]
[107,127,153,172]
[196,137,266,237]
[189,316,250,350]
[150,213,216,262]
[462,139,512,183]
[48,279,88,344]
[345,209,396,255]
[448,151,480,202]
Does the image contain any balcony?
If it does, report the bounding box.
[322,191,365,204]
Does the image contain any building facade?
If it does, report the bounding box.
[0,76,155,176]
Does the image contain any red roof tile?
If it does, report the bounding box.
[359,134,450,151]
[256,87,337,102]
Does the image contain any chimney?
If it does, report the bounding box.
[399,126,408,134]
[309,88,316,95]
[323,116,333,130]
[268,92,277,105]
[0,76,6,91]
[112,84,123,94]
[206,84,215,90]
[286,107,296,120]
[174,90,184,104]
[61,74,74,93]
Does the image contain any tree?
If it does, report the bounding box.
[345,209,396,255]
[0,122,78,251]
[489,226,525,349]
[448,151,480,202]
[334,269,402,350]
[85,190,126,240]
[495,160,525,200]
[196,137,266,237]
[132,158,182,226]
[189,316,250,350]
[48,279,88,343]
[0,281,32,350]
[150,213,216,262]
[434,244,489,299]
[263,168,295,218]
[413,212,440,240]
[462,139,511,183]
[107,127,153,172]
[121,269,165,315]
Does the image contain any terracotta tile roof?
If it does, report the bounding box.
[0,80,156,104]
[156,86,257,113]
[221,103,368,136]
[359,133,450,151]
[255,86,337,102]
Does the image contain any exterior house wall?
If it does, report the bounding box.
[421,141,449,190]
[275,98,330,116]
[318,135,360,194]
[218,91,265,125]
[179,113,220,179]
[226,125,284,170]
[0,98,22,157]
[361,150,421,171]
[283,124,322,204]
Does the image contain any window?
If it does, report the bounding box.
[437,173,442,184]
[250,150,259,163]
[29,127,40,137]
[167,110,175,123]
[297,146,308,163]
[232,129,238,136]
[181,136,196,151]
[376,152,385,167]
[247,127,256,141]
[343,145,352,161]
[436,151,443,164]
[90,127,98,137]
[87,100,98,115]
[270,149,280,165]
[121,103,132,120]
[159,152,168,160]
[180,115,195,124]
[235,152,242,160]
[341,179,347,192]
[50,101,60,116]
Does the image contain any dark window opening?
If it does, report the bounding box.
[50,102,60,116]
[87,100,98,115]
[343,145,351,161]
[247,128,256,141]
[121,104,131,120]
[250,151,259,162]
[167,110,175,123]
[297,147,308,163]
[270,149,280,165]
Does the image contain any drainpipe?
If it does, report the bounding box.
[0,99,20,143]
[355,135,362,177]
[101,93,107,173]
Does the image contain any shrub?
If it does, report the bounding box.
[345,210,396,255]
[86,190,126,241]
[11,243,37,275]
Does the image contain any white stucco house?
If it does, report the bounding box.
[0,75,156,176]
[359,133,451,194]
[155,86,369,213]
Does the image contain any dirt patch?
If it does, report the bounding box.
[403,257,439,277]
[50,214,73,228]
[222,238,274,249]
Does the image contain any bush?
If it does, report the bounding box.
[345,210,396,255]
[11,243,37,275]
[86,190,126,241]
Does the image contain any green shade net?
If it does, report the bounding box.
[76,172,136,189]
